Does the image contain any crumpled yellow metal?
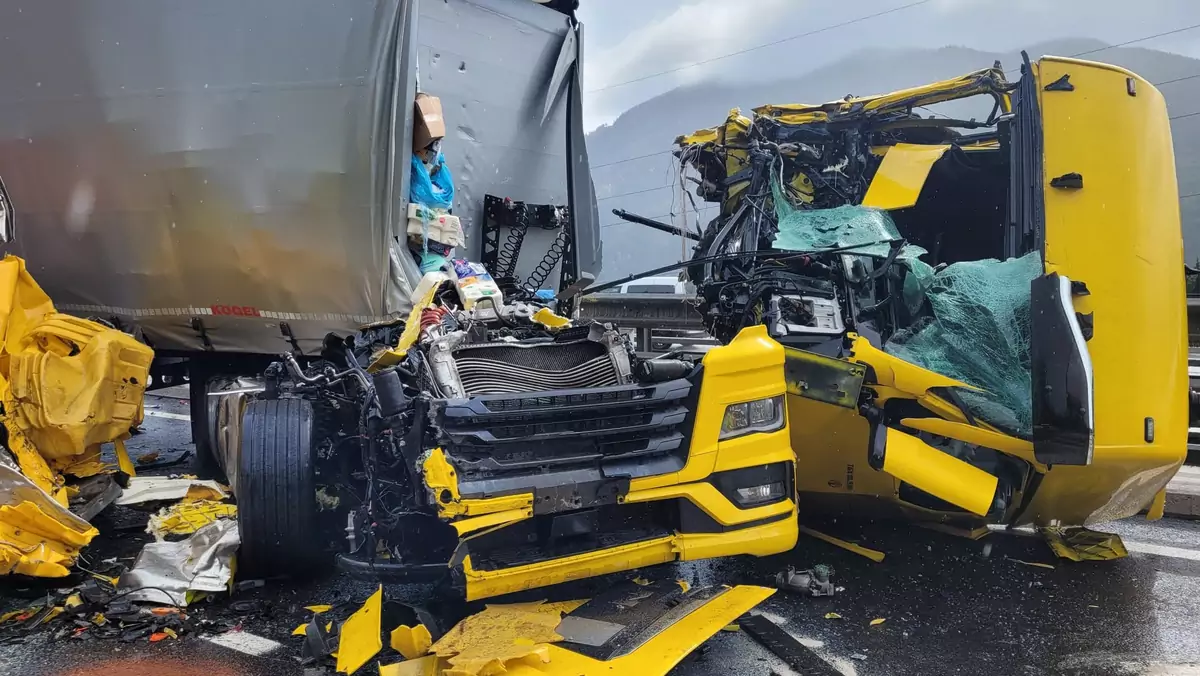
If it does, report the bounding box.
[0,255,152,577]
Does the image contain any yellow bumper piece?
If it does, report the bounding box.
[0,464,97,577]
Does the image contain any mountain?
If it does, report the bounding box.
[587,38,1200,281]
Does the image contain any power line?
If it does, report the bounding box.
[1071,23,1200,58]
[592,150,674,169]
[587,1,932,94]
[1170,110,1200,121]
[1155,73,1200,87]
[596,184,675,201]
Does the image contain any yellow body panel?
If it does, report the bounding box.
[630,325,786,491]
[755,68,1009,124]
[0,256,152,577]
[880,428,998,517]
[862,144,950,210]
[1022,57,1186,525]
[335,586,383,675]
[503,586,774,676]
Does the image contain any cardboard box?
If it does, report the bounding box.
[412,93,445,152]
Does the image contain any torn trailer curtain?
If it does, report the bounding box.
[0,0,599,356]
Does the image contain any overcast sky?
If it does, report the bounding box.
[576,0,1200,130]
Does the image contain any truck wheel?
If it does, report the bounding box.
[237,398,325,577]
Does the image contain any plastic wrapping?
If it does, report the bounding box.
[411,151,456,211]
[885,252,1043,435]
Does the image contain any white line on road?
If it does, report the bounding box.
[203,630,284,656]
[144,409,191,422]
[1124,539,1200,562]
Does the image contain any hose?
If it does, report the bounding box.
[496,218,529,279]
[524,229,567,292]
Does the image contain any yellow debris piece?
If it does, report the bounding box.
[869,618,886,626]
[0,256,153,578]
[0,607,39,625]
[147,499,237,538]
[631,577,651,586]
[306,605,334,614]
[184,484,226,501]
[1043,527,1129,562]
[0,464,98,577]
[64,593,83,610]
[430,605,563,676]
[531,307,570,329]
[799,525,886,563]
[484,599,586,618]
[378,655,442,676]
[391,623,433,660]
[1010,558,1056,570]
[824,613,843,620]
[676,580,691,593]
[337,586,384,675]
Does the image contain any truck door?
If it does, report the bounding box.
[1023,54,1188,466]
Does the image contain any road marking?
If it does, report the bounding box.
[203,630,283,656]
[144,410,191,422]
[1124,539,1200,562]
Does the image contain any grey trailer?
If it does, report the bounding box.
[0,0,599,358]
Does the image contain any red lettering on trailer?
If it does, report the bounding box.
[210,305,261,317]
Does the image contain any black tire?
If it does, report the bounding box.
[237,398,325,578]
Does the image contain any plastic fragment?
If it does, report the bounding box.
[150,632,169,642]
[163,627,178,640]
[722,623,739,632]
[391,623,434,660]
[1042,526,1128,561]
[305,604,333,614]
[378,655,441,676]
[851,653,869,661]
[676,579,691,593]
[869,618,886,626]
[798,526,885,562]
[631,576,651,586]
[336,586,384,675]
[824,613,843,620]
[1010,558,1056,570]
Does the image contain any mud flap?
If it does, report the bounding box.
[1031,273,1094,465]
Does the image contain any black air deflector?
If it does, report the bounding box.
[1031,272,1094,465]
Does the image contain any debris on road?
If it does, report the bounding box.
[115,476,228,506]
[740,612,842,676]
[870,618,886,627]
[1009,558,1056,570]
[799,525,886,562]
[1043,526,1129,561]
[774,565,836,597]
[335,586,383,675]
[146,498,237,539]
[117,519,240,605]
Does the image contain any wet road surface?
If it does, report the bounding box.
[3,394,1200,676]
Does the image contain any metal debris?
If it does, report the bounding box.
[1042,526,1129,561]
[115,477,228,505]
[116,519,240,605]
[146,499,237,539]
[774,565,835,597]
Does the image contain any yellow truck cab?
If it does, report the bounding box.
[676,54,1187,529]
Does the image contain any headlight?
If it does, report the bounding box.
[720,395,784,440]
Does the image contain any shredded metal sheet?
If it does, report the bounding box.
[117,519,239,606]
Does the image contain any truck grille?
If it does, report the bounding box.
[453,340,622,396]
[434,376,698,486]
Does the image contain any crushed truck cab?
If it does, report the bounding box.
[675,55,1187,529]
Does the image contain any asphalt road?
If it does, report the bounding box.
[3,394,1200,676]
